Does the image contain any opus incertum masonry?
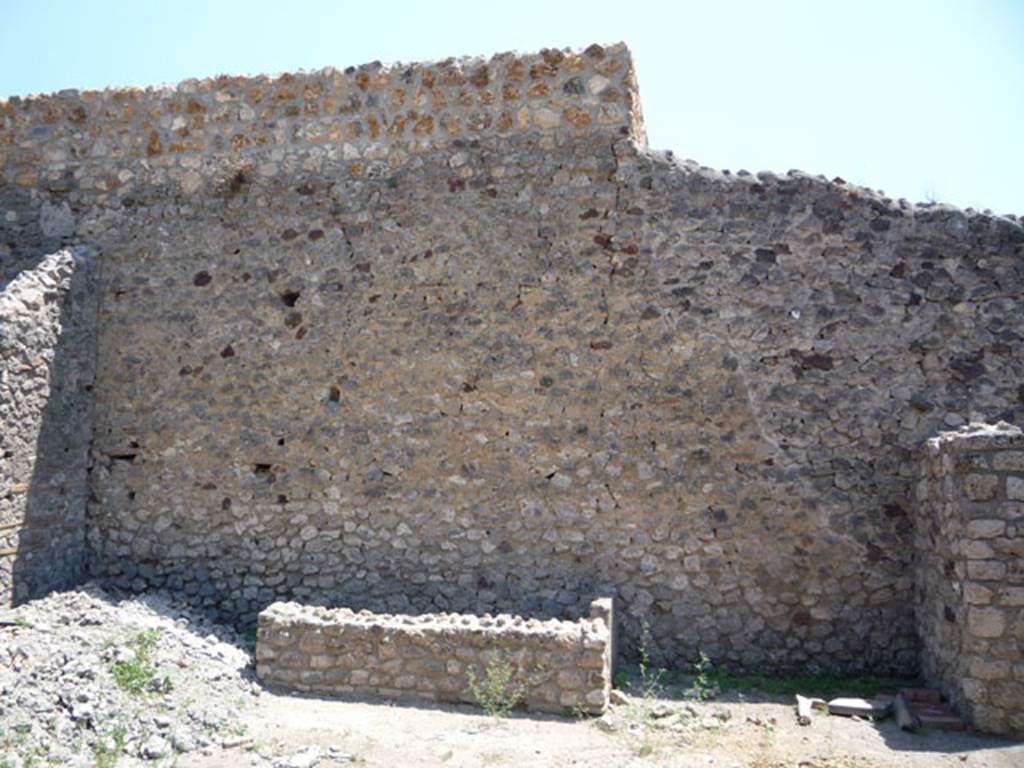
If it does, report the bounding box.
[1,44,1021,733]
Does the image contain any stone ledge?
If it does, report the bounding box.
[255,597,615,715]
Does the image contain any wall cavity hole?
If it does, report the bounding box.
[277,438,286,446]
[221,498,232,510]
[280,289,301,307]
[328,386,341,403]
[277,494,288,505]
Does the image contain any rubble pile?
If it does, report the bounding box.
[0,584,258,766]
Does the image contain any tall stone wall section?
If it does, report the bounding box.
[256,597,615,714]
[2,43,1023,675]
[0,247,99,606]
[915,423,1024,736]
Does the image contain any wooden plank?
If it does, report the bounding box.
[0,544,39,556]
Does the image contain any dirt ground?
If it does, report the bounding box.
[5,587,1019,768]
[181,684,1024,768]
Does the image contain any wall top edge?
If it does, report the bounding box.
[926,421,1024,452]
[260,600,607,636]
[0,42,645,150]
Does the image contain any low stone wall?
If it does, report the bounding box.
[915,423,1024,736]
[256,597,615,715]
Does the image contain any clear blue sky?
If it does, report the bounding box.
[2,0,1022,214]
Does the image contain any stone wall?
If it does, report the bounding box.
[915,423,1024,736]
[256,597,615,714]
[0,247,99,606]
[2,43,1023,676]
[1,43,641,267]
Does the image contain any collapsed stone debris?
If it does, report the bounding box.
[0,584,257,765]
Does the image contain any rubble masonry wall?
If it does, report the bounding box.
[1,43,1023,679]
[0,247,98,605]
[256,597,615,714]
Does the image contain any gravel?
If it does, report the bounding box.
[0,583,259,766]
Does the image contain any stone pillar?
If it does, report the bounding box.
[915,422,1024,735]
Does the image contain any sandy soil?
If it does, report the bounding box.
[181,686,1024,768]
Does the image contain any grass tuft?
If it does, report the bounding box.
[109,629,161,695]
[709,670,916,699]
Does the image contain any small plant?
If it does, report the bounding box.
[637,621,664,700]
[693,649,714,701]
[612,669,630,691]
[618,622,665,759]
[467,651,526,718]
[91,726,126,768]
[562,702,590,720]
[14,616,32,629]
[751,719,778,768]
[109,629,161,695]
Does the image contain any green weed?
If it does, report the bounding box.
[693,649,714,701]
[91,726,126,768]
[708,670,916,699]
[109,629,161,695]
[620,622,664,758]
[612,669,630,690]
[637,621,664,700]
[467,651,526,718]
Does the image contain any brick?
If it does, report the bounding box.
[968,658,1010,680]
[1002,587,1024,607]
[962,540,994,559]
[967,561,1007,580]
[1001,502,1024,520]
[966,519,1005,539]
[964,583,994,604]
[989,681,1024,710]
[963,474,999,501]
[992,452,1024,471]
[968,607,1006,638]
[960,677,988,703]
[899,687,942,704]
